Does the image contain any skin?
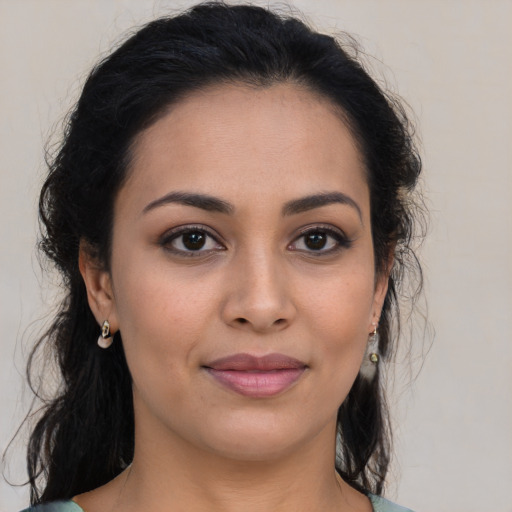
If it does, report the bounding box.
[78,83,388,512]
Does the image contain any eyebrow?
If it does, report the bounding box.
[142,191,234,215]
[142,190,362,220]
[282,192,362,221]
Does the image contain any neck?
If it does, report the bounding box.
[74,402,372,512]
[113,417,369,512]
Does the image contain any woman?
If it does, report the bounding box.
[21,2,423,511]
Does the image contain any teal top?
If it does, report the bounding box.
[21,494,414,511]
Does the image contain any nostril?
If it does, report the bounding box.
[230,316,290,330]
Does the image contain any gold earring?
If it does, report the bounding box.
[359,323,379,380]
[369,324,379,364]
[97,320,114,349]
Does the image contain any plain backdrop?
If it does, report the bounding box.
[1,1,511,511]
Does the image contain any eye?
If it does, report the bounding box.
[289,226,351,254]
[160,226,225,256]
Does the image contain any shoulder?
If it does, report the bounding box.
[19,501,85,512]
[21,496,412,512]
[368,494,415,512]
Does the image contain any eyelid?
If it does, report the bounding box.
[159,224,226,255]
[158,223,352,257]
[288,224,352,253]
[296,224,347,238]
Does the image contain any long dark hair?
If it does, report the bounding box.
[24,1,423,504]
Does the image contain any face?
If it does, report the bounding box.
[84,83,387,462]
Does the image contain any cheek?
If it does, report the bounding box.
[296,265,375,380]
[110,256,217,382]
[300,264,375,332]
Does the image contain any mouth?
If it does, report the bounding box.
[203,353,307,398]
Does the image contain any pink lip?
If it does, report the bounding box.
[204,353,307,397]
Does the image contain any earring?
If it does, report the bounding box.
[97,320,114,349]
[359,323,379,381]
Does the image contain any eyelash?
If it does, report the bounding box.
[159,224,352,257]
[288,225,352,255]
[159,225,225,257]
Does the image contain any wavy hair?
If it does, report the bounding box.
[22,2,424,504]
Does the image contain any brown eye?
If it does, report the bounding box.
[160,226,225,256]
[288,226,351,255]
[304,232,327,250]
[182,231,206,250]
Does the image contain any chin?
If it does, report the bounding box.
[204,435,300,463]
[194,410,332,463]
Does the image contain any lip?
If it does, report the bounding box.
[203,353,307,397]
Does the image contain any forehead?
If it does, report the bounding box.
[121,82,368,217]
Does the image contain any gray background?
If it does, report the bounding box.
[1,1,511,511]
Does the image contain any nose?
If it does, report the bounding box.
[221,249,296,333]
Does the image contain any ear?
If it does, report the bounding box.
[78,241,119,333]
[369,250,394,330]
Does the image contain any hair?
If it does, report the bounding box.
[23,1,423,504]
